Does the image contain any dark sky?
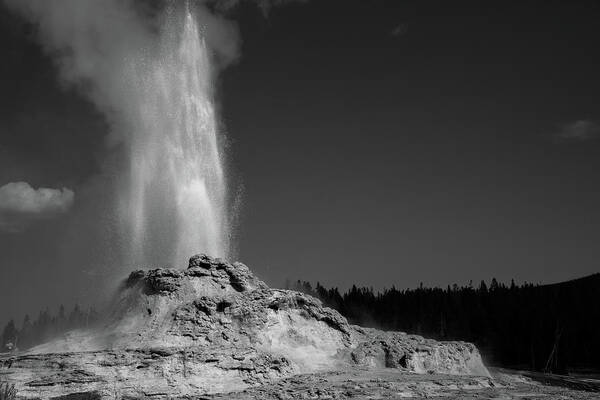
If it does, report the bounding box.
[1,0,600,326]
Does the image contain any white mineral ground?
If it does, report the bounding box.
[1,255,598,399]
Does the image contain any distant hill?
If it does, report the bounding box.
[545,272,600,289]
[288,272,600,373]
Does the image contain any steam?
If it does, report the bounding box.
[2,0,242,267]
[124,8,230,265]
[4,0,303,268]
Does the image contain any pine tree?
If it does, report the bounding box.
[20,315,32,349]
[2,320,18,351]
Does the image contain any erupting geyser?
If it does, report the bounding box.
[4,0,234,269]
[123,9,230,266]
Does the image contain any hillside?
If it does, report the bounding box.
[290,272,600,372]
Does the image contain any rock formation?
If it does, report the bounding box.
[1,255,489,399]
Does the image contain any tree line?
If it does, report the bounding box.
[286,273,600,373]
[1,304,99,352]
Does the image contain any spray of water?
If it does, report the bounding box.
[3,0,241,269]
[2,0,314,273]
[123,9,229,266]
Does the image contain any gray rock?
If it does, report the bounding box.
[1,254,490,399]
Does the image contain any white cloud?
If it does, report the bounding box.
[553,120,600,142]
[0,182,74,232]
[391,23,409,37]
[214,0,308,16]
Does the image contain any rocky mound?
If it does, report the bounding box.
[2,255,489,399]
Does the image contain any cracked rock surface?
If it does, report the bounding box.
[1,254,492,399]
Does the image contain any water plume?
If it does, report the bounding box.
[4,0,236,268]
[124,8,230,265]
[3,0,305,272]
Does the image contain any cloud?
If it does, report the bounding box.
[213,0,308,16]
[0,182,74,232]
[391,23,408,37]
[553,120,600,142]
[211,0,308,18]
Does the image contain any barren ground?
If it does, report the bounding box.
[203,368,600,400]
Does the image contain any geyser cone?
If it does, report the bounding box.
[123,8,229,266]
[12,254,489,398]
